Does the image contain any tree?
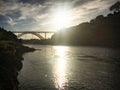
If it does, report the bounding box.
[110,1,120,12]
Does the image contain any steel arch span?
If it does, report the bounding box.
[17,32,44,39]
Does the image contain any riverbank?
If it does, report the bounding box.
[0,41,35,90]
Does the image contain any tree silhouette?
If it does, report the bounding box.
[110,1,120,12]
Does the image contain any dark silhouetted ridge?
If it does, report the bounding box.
[51,2,120,47]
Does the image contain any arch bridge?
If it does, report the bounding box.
[12,31,55,39]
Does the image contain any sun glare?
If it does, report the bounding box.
[51,8,71,30]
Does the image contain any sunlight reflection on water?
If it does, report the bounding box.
[19,45,120,90]
[53,46,68,90]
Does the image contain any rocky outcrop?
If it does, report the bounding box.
[0,27,35,90]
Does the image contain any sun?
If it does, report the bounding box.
[51,8,71,30]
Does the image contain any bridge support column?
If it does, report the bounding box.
[45,33,46,39]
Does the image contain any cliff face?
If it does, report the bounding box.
[0,28,35,90]
[51,11,120,47]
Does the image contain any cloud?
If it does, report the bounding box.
[0,0,119,31]
[18,0,47,4]
[13,18,36,31]
[0,15,9,22]
[6,10,21,20]
[0,14,13,29]
[68,0,119,25]
[73,0,96,7]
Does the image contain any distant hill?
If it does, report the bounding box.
[51,2,120,47]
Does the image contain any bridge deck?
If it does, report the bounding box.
[12,31,56,33]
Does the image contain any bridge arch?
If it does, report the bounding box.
[17,32,44,39]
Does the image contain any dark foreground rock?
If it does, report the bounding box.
[0,27,35,90]
[0,41,35,90]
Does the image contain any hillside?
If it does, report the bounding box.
[51,2,120,47]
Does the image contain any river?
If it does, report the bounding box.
[18,45,120,90]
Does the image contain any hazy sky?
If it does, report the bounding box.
[0,0,119,31]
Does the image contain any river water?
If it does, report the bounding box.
[18,45,120,90]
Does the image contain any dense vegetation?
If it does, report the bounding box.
[51,1,120,47]
[0,27,35,90]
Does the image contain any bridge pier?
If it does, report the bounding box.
[45,33,46,39]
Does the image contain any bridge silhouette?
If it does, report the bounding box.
[12,31,55,39]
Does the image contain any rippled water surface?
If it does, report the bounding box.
[18,45,120,90]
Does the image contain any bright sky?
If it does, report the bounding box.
[0,0,119,32]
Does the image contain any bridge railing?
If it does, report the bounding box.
[12,31,56,33]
